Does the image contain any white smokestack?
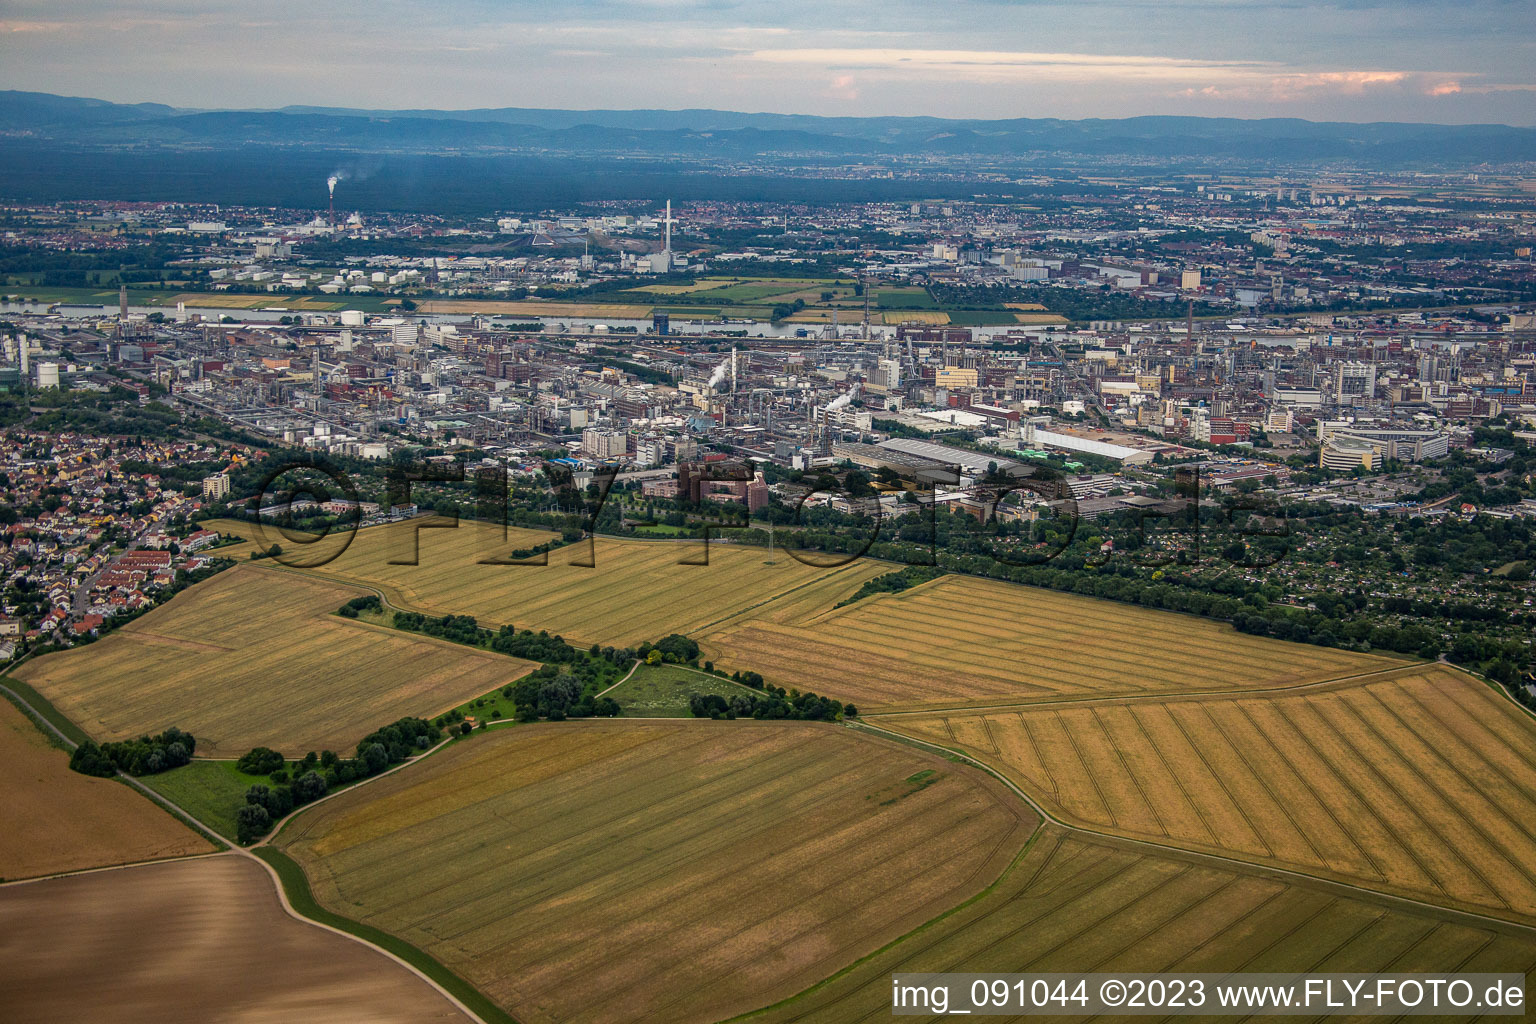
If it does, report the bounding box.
[664,199,671,256]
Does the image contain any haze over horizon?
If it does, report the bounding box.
[2,0,1533,126]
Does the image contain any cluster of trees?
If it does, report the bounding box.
[771,298,807,320]
[69,726,196,777]
[688,687,854,722]
[637,634,699,664]
[387,609,632,719]
[234,717,440,843]
[390,610,486,645]
[239,773,327,843]
[1444,632,1529,687]
[391,611,575,661]
[490,625,597,663]
[236,746,285,775]
[392,610,636,676]
[336,594,382,618]
[508,664,621,721]
[837,565,945,607]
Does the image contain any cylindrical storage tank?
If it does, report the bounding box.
[36,362,60,388]
[340,309,366,327]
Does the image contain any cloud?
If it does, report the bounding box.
[0,1,1530,122]
[825,73,859,100]
[737,47,1279,82]
[729,46,1500,107]
[0,20,73,32]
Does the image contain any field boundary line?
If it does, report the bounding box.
[860,660,1436,718]
[130,755,503,1024]
[845,716,1536,935]
[0,849,230,889]
[252,847,512,1024]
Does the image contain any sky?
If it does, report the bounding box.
[2,0,1534,124]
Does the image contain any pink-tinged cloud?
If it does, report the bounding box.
[729,47,1523,111]
[826,74,859,100]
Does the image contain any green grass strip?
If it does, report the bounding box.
[252,847,518,1024]
[0,675,92,746]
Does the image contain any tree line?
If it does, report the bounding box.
[70,726,196,777]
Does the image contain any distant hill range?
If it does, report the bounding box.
[3,90,1535,167]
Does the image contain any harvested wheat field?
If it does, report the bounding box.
[878,666,1536,923]
[277,720,1036,1024]
[883,310,949,325]
[224,518,890,648]
[0,698,212,881]
[0,855,468,1024]
[12,565,535,756]
[704,574,1388,709]
[749,826,1536,1024]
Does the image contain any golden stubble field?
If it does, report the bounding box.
[702,574,1390,710]
[277,720,1037,1024]
[12,565,535,756]
[750,826,1536,1023]
[220,518,890,648]
[877,666,1536,923]
[0,698,212,880]
[0,855,469,1023]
